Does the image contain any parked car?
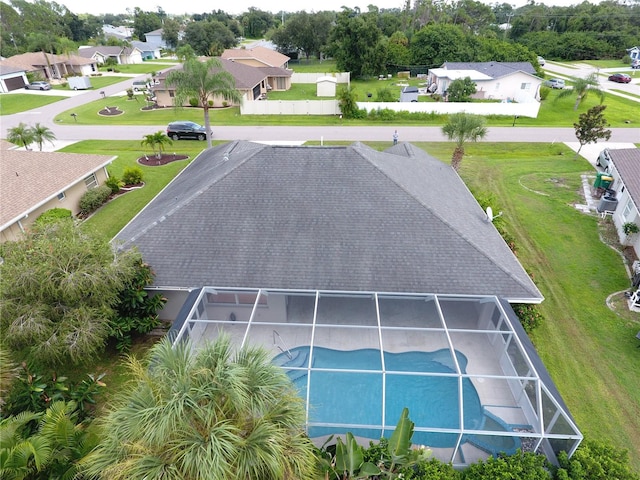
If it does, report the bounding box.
[631,59,640,69]
[596,148,611,170]
[166,121,207,141]
[608,73,631,83]
[25,81,51,90]
[537,56,546,66]
[132,80,148,91]
[544,78,565,89]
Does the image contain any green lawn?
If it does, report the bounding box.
[289,58,338,72]
[0,93,68,115]
[572,59,632,69]
[49,76,132,91]
[99,63,171,74]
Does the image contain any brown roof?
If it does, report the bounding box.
[221,46,290,68]
[610,148,640,210]
[1,52,62,68]
[0,149,115,229]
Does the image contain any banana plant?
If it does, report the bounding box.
[386,407,415,471]
[334,432,381,479]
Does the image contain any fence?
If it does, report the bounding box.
[240,100,341,115]
[291,72,351,84]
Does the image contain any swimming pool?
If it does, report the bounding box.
[274,346,518,452]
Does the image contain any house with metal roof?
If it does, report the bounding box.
[427,61,543,102]
[0,140,114,242]
[113,141,581,467]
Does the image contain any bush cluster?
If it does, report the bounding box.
[35,208,72,225]
[122,166,144,185]
[78,185,112,215]
[512,303,544,333]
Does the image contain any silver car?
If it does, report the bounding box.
[25,81,51,90]
[544,78,565,89]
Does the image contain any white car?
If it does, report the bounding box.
[537,56,546,66]
[25,81,51,90]
[544,78,565,89]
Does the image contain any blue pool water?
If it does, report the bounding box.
[274,346,489,448]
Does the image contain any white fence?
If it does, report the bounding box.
[241,100,341,115]
[357,101,541,118]
[240,99,541,118]
[291,72,350,84]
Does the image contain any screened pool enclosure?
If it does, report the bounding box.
[169,287,582,467]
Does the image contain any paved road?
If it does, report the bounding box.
[2,74,639,144]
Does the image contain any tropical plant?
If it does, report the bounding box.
[0,401,97,480]
[0,219,141,366]
[165,57,242,148]
[141,131,173,159]
[337,85,362,119]
[6,122,35,150]
[623,222,639,236]
[555,73,605,111]
[441,113,487,172]
[447,77,476,102]
[80,335,316,480]
[555,438,640,480]
[0,344,15,414]
[121,166,144,185]
[30,122,56,151]
[573,105,611,157]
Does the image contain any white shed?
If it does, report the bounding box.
[316,76,337,97]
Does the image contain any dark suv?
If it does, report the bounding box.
[166,121,207,141]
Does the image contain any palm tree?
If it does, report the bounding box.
[441,113,487,172]
[141,131,173,159]
[7,122,35,150]
[31,123,56,151]
[555,73,605,111]
[81,336,316,480]
[165,57,242,148]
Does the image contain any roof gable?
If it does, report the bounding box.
[1,149,114,230]
[115,142,542,301]
[221,46,290,67]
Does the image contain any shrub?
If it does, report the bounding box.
[208,100,214,107]
[35,208,72,225]
[512,303,544,333]
[375,87,397,102]
[105,175,123,194]
[622,222,639,235]
[554,439,640,480]
[539,85,551,101]
[126,88,134,99]
[462,450,551,479]
[622,54,631,64]
[189,97,199,107]
[122,166,144,185]
[79,185,112,215]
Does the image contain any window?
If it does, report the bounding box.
[622,199,634,220]
[275,77,287,90]
[84,173,98,190]
[57,192,65,201]
[521,83,531,90]
[169,91,175,98]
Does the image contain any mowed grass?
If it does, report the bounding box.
[0,93,68,115]
[99,62,177,74]
[59,140,209,241]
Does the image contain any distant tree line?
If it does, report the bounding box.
[1,0,638,74]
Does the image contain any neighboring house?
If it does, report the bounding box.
[0,140,114,242]
[153,57,291,107]
[605,148,640,255]
[102,24,133,41]
[221,46,290,69]
[113,141,581,467]
[143,28,184,49]
[77,46,143,65]
[627,46,640,62]
[131,41,162,60]
[0,64,28,91]
[428,62,543,102]
[0,52,98,80]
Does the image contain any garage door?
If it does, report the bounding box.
[4,75,27,91]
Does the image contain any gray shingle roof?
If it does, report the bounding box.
[609,148,640,210]
[442,62,537,79]
[114,142,542,301]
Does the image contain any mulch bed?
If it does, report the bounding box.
[138,153,189,166]
[98,106,123,116]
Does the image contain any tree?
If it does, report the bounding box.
[326,8,387,78]
[573,105,611,158]
[31,123,56,151]
[6,122,35,150]
[447,76,476,102]
[132,7,162,41]
[0,219,142,366]
[441,113,487,171]
[161,17,181,49]
[141,131,173,159]
[80,336,316,480]
[165,58,241,148]
[183,20,237,56]
[555,73,604,111]
[176,44,196,62]
[337,85,361,119]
